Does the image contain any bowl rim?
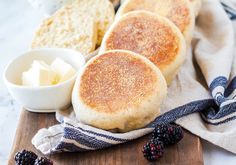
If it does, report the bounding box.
[3,48,85,90]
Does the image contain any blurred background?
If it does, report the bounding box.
[0,0,44,163]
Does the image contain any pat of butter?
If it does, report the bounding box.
[22,60,56,86]
[51,58,76,83]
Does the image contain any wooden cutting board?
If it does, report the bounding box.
[8,109,203,165]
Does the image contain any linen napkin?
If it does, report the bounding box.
[32,0,236,154]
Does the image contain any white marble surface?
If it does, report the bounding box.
[0,0,45,163]
[0,0,236,164]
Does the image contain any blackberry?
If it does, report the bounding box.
[152,123,184,146]
[14,149,38,165]
[142,138,164,161]
[34,157,53,165]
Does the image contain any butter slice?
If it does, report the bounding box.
[51,58,76,83]
[22,60,56,86]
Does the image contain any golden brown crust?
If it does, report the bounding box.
[79,51,158,113]
[166,1,190,34]
[104,12,180,70]
[117,0,192,35]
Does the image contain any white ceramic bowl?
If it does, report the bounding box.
[3,48,85,113]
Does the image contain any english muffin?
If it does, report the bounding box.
[116,0,194,45]
[31,0,114,54]
[100,11,186,85]
[31,6,97,55]
[73,0,115,45]
[72,50,167,132]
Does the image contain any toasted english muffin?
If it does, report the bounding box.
[72,50,167,132]
[31,4,98,55]
[100,11,186,85]
[116,0,194,45]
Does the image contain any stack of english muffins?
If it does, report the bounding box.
[31,0,201,132]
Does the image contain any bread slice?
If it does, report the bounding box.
[100,11,186,85]
[73,0,115,46]
[72,50,167,132]
[31,0,115,54]
[116,0,195,46]
[31,5,98,55]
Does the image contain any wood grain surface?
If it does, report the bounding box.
[8,109,203,165]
